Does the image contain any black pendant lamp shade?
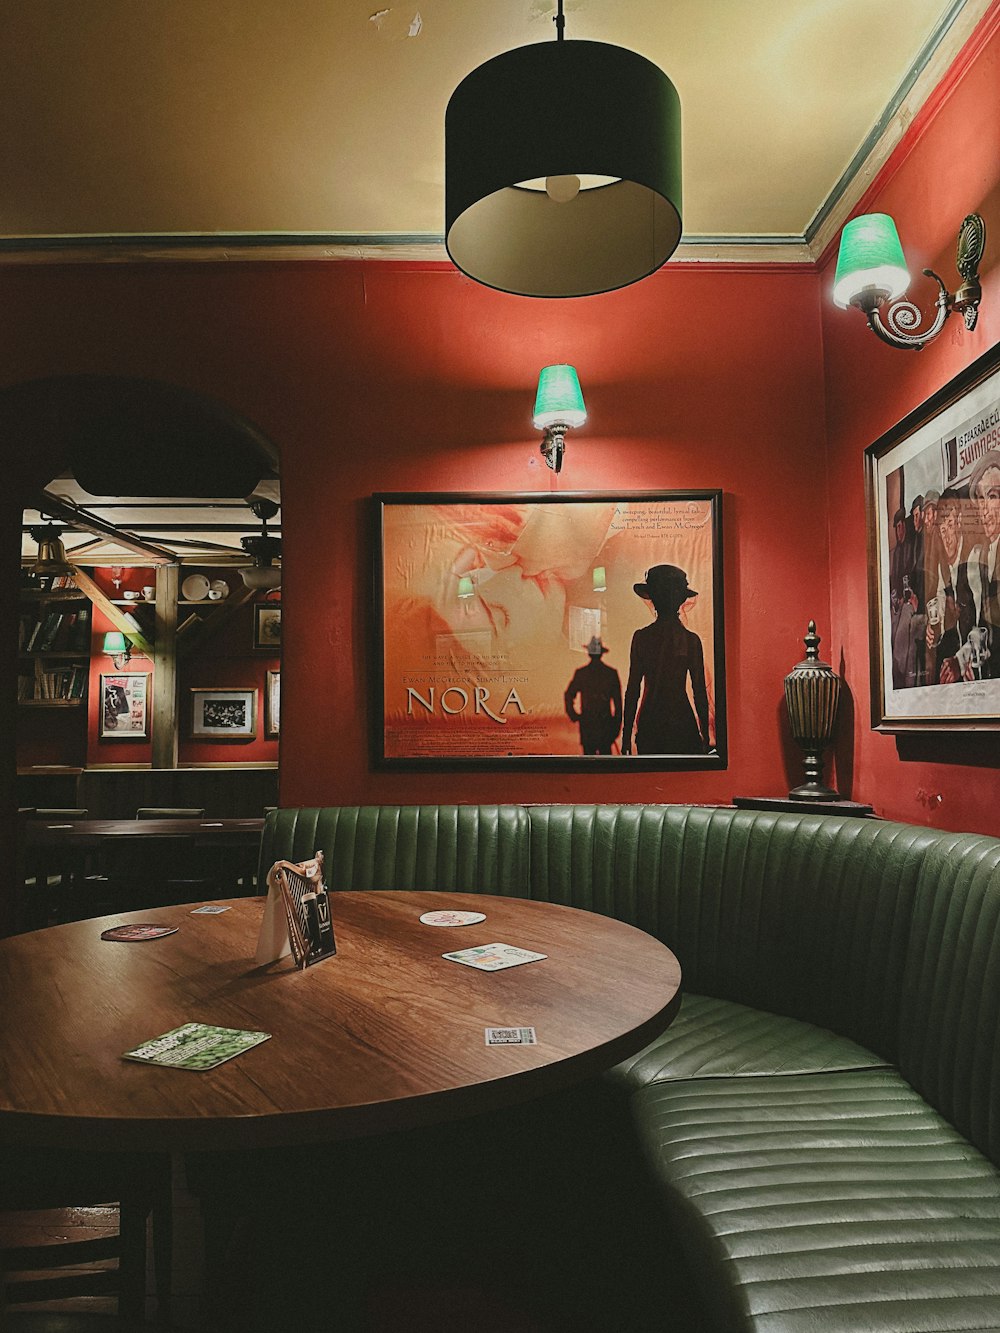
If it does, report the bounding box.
[446,39,682,297]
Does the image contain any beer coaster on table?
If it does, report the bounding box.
[419,909,486,927]
[442,943,547,971]
[101,924,178,942]
[191,905,231,915]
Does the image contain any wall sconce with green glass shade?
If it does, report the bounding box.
[533,364,586,472]
[833,211,985,350]
[102,631,132,670]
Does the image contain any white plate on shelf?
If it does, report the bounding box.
[181,574,211,602]
[209,580,230,599]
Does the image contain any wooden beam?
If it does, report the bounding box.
[70,567,154,656]
[34,490,174,563]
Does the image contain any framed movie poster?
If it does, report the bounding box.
[372,491,726,769]
[189,687,258,740]
[865,343,1000,731]
[99,672,150,740]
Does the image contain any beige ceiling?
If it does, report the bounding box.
[0,0,988,258]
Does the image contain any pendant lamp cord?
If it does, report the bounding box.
[553,0,565,40]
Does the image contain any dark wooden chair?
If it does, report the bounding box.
[123,809,212,907]
[19,810,92,929]
[0,1150,172,1322]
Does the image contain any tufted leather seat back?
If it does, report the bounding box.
[898,831,1000,1167]
[525,805,937,1062]
[261,804,529,897]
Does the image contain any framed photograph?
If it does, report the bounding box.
[253,604,282,651]
[265,669,280,739]
[189,687,258,740]
[865,343,1000,731]
[372,491,726,769]
[99,672,150,740]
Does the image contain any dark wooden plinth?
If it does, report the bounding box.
[732,795,875,817]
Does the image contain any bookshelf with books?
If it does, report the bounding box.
[18,576,92,707]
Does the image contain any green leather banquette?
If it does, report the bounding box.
[261,805,1000,1332]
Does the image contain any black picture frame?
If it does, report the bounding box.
[371,490,727,769]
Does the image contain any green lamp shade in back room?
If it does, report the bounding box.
[833,213,910,308]
[103,632,128,654]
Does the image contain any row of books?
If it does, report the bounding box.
[18,664,87,700]
[21,573,77,593]
[19,606,92,654]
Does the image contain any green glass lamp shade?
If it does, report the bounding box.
[533,365,586,430]
[103,631,128,654]
[456,575,475,599]
[592,565,607,593]
[833,213,910,308]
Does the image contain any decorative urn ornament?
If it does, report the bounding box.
[783,620,842,800]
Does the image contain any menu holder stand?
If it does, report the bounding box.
[256,851,337,968]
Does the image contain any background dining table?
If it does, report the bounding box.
[18,817,265,927]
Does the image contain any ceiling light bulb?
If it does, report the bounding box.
[545,174,581,204]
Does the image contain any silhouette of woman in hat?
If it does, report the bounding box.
[621,565,710,755]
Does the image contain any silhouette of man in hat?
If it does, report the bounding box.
[621,565,710,755]
[563,636,622,755]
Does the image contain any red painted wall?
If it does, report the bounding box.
[14,7,999,828]
[820,4,1000,834]
[2,259,828,809]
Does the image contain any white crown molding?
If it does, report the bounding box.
[0,235,816,267]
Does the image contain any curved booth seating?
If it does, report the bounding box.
[253,805,1000,1332]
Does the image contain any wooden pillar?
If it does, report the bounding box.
[152,564,179,770]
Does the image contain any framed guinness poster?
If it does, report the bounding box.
[865,343,1000,731]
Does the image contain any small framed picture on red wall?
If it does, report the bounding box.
[100,673,150,740]
[253,605,281,651]
[190,687,258,741]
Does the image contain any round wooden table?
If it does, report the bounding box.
[0,892,681,1152]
